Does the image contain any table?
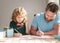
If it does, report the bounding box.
[0,35,60,43]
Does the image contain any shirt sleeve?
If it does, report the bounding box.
[9,21,16,28]
[57,12,60,23]
[55,12,60,23]
[31,16,38,28]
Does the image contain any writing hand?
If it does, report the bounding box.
[36,31,44,36]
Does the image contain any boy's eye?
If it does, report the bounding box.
[18,17,24,19]
[17,17,22,18]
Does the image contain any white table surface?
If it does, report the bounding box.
[0,35,60,43]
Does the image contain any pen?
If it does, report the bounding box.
[39,31,44,35]
[14,29,20,33]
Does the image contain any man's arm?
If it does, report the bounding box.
[30,23,59,36]
[30,26,43,36]
[44,23,59,36]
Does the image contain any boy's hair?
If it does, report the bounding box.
[12,7,27,22]
[45,2,59,13]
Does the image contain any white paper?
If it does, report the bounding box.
[20,35,53,39]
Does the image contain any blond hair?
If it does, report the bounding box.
[12,7,27,23]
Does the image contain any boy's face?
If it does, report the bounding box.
[16,15,24,23]
[45,10,56,21]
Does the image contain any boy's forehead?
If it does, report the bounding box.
[17,15,24,17]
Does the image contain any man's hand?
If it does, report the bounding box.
[36,31,44,36]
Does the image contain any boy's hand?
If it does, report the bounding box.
[13,33,22,37]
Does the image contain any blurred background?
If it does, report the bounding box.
[0,0,60,29]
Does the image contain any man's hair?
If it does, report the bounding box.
[46,2,59,13]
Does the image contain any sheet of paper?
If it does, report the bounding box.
[20,35,53,39]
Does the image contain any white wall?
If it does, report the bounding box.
[0,0,48,29]
[59,0,60,11]
[59,0,60,10]
[48,0,59,5]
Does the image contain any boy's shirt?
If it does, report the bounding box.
[10,21,26,35]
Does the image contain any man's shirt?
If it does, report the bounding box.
[32,12,60,32]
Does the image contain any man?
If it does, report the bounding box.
[30,2,60,36]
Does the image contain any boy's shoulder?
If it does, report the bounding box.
[10,21,16,24]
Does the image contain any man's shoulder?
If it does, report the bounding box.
[33,12,44,21]
[34,12,44,19]
[35,12,44,16]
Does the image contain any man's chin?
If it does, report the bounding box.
[47,19,53,22]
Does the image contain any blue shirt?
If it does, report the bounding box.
[32,12,60,32]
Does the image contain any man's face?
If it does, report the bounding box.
[45,10,56,21]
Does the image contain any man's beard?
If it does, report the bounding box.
[46,18,53,22]
[44,15,53,22]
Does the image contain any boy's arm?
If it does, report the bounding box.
[25,22,30,35]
